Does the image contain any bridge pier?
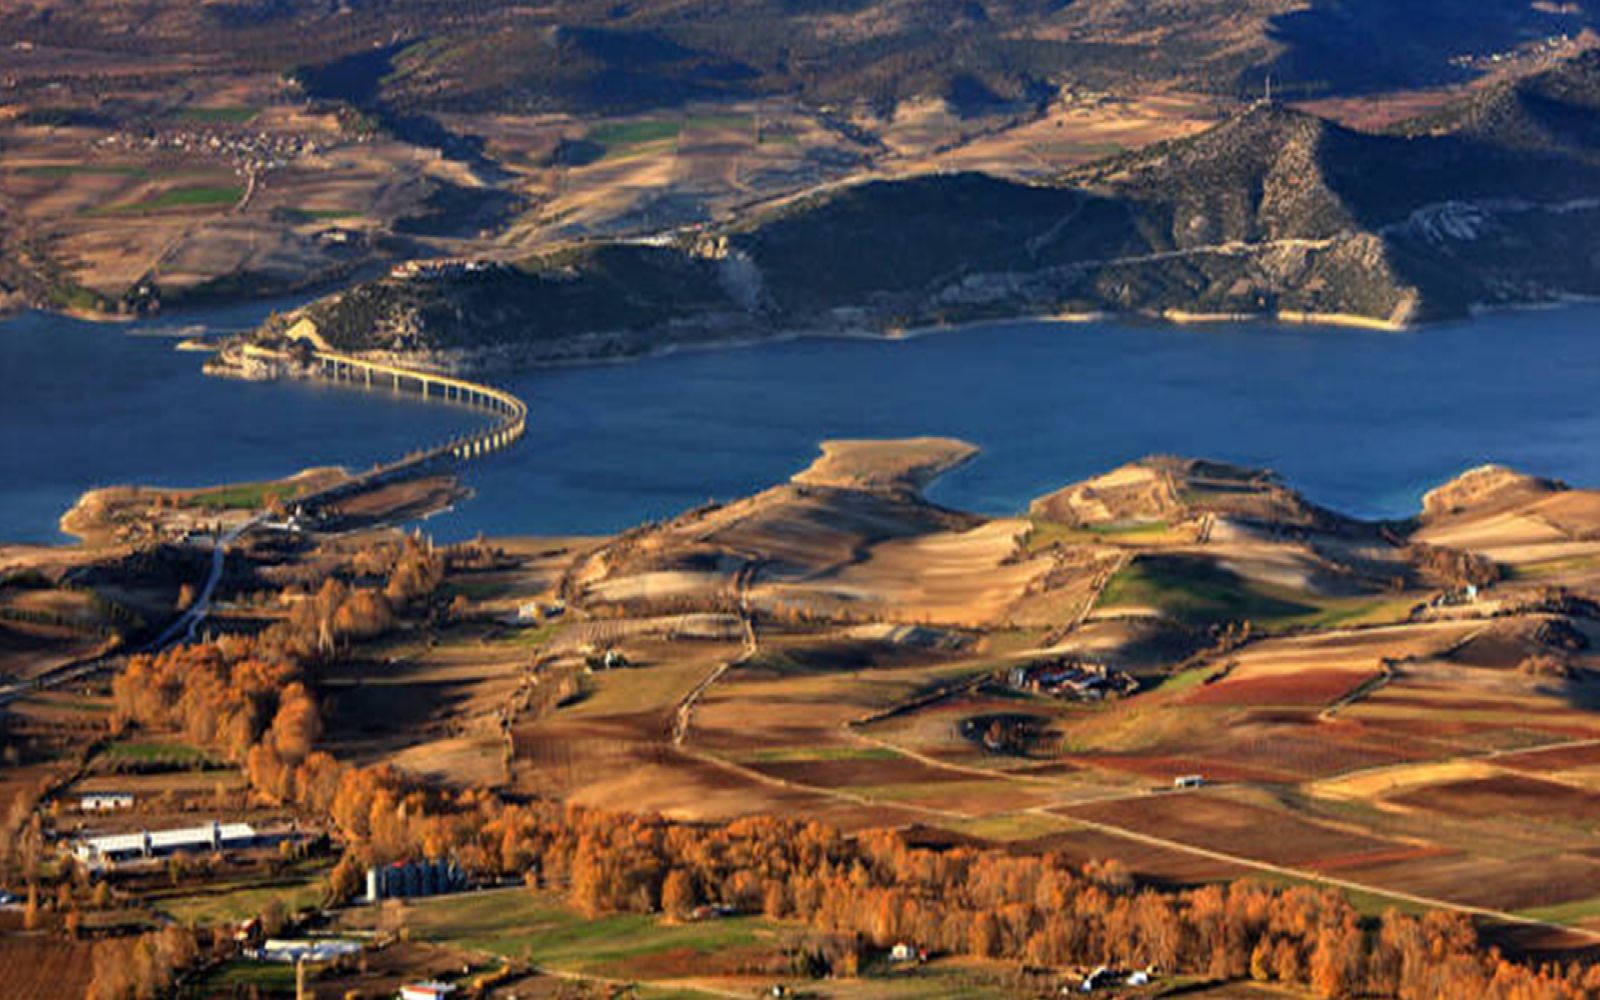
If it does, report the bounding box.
[301,350,528,475]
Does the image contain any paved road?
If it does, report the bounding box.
[149,517,260,649]
[0,517,259,707]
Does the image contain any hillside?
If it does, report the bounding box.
[279,61,1600,364]
[298,246,749,358]
[1400,49,1600,157]
[12,0,1576,116]
[6,0,1600,319]
[1029,457,1345,532]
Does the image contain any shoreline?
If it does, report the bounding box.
[14,286,1584,370]
[331,303,1424,377]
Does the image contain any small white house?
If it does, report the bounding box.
[79,792,134,812]
[1078,966,1114,992]
[400,983,458,1000]
[1173,774,1205,789]
[255,939,362,963]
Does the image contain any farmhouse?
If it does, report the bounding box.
[251,939,362,963]
[889,941,927,962]
[1007,659,1137,700]
[78,792,134,812]
[390,259,499,281]
[72,820,258,866]
[400,983,458,1000]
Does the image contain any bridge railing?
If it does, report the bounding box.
[275,349,529,512]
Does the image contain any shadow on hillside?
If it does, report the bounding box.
[1255,0,1597,98]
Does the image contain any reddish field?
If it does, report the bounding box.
[1302,844,1452,874]
[747,755,982,788]
[1068,752,1290,784]
[513,717,919,830]
[1183,669,1377,707]
[1061,794,1411,869]
[1201,728,1424,780]
[1339,851,1600,912]
[1391,774,1600,825]
[625,943,789,979]
[1371,691,1596,722]
[1347,713,1593,749]
[1013,827,1250,886]
[1498,743,1600,773]
[0,937,97,1000]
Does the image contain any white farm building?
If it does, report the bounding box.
[72,820,258,866]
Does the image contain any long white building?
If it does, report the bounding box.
[72,820,258,866]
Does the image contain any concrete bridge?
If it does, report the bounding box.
[233,347,531,514]
[308,351,528,462]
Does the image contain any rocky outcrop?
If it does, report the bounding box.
[1420,465,1567,521]
[1030,456,1343,532]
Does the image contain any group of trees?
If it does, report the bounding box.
[84,926,198,1000]
[109,534,450,772]
[290,773,1600,999]
[112,644,297,764]
[111,640,346,809]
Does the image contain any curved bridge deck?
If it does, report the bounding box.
[258,348,529,511]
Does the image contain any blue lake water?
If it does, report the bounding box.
[4,303,1600,544]
[0,305,483,542]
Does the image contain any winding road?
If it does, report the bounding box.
[0,517,259,707]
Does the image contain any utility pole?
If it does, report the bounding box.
[296,956,307,1000]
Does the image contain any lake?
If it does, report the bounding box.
[4,303,1600,544]
[0,305,482,543]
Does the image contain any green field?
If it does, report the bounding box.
[153,867,328,926]
[395,889,768,977]
[186,480,302,511]
[586,118,683,154]
[1149,664,1227,696]
[45,281,108,313]
[498,622,563,648]
[1098,555,1317,627]
[18,163,148,178]
[186,961,298,995]
[564,657,714,718]
[1022,517,1174,554]
[102,185,243,214]
[1097,555,1413,633]
[740,745,902,764]
[100,739,217,767]
[273,206,362,223]
[1517,894,1600,927]
[171,106,260,124]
